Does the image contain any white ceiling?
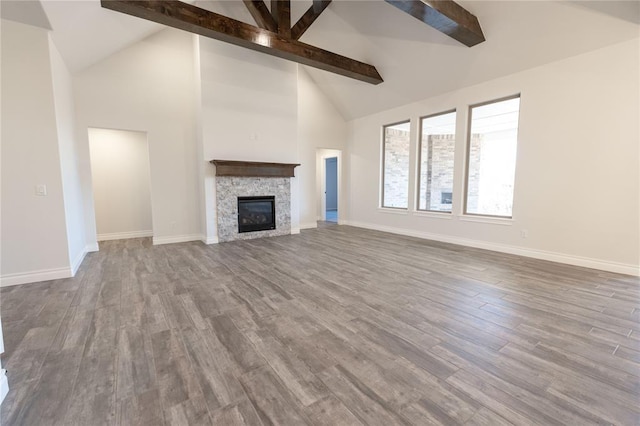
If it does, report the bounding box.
[38,0,161,72]
[3,0,639,120]
[1,0,51,29]
[298,0,640,118]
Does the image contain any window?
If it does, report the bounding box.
[417,111,456,212]
[465,95,521,217]
[381,121,411,209]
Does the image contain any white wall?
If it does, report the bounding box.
[297,68,348,228]
[72,29,348,246]
[198,39,299,240]
[49,38,89,273]
[347,38,640,275]
[88,128,153,240]
[192,35,209,243]
[1,20,71,284]
[74,29,200,245]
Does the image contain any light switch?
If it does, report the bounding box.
[35,184,47,196]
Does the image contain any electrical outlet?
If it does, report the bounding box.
[35,184,47,196]
[520,229,528,239]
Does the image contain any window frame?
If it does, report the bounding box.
[416,109,457,213]
[463,93,521,219]
[381,119,411,210]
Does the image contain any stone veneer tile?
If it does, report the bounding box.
[216,177,291,242]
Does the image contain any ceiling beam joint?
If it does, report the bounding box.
[242,0,277,33]
[291,0,331,40]
[271,0,291,38]
[100,0,383,84]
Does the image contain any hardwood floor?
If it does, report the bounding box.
[1,225,639,425]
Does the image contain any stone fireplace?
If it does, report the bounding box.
[211,160,299,243]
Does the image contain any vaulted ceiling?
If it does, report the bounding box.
[3,0,639,119]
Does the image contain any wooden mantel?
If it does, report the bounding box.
[211,160,300,178]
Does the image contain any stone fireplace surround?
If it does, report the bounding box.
[210,160,299,243]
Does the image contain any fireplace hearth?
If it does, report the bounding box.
[238,196,276,233]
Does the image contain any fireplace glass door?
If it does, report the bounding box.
[237,196,276,233]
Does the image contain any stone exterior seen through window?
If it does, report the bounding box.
[418,111,456,212]
[382,122,410,208]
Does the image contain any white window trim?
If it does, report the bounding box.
[463,94,521,220]
[377,207,409,215]
[413,210,453,219]
[458,215,513,225]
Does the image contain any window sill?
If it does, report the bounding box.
[377,207,409,215]
[413,211,453,220]
[459,215,513,225]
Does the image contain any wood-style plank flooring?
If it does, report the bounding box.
[1,224,639,425]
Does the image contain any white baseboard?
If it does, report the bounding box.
[291,227,301,235]
[201,235,219,244]
[97,230,153,241]
[70,248,88,276]
[0,241,98,287]
[153,234,203,246]
[86,243,99,252]
[0,266,72,287]
[0,369,8,406]
[300,222,318,230]
[345,220,640,276]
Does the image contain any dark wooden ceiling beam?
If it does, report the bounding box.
[271,0,291,38]
[101,0,383,84]
[242,0,277,33]
[291,0,331,40]
[385,0,485,47]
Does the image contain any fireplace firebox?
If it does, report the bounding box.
[238,196,276,233]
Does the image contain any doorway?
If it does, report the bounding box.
[88,127,153,242]
[324,157,338,223]
[317,149,341,225]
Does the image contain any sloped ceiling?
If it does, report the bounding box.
[39,0,161,72]
[1,0,51,29]
[296,0,640,119]
[5,1,639,120]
